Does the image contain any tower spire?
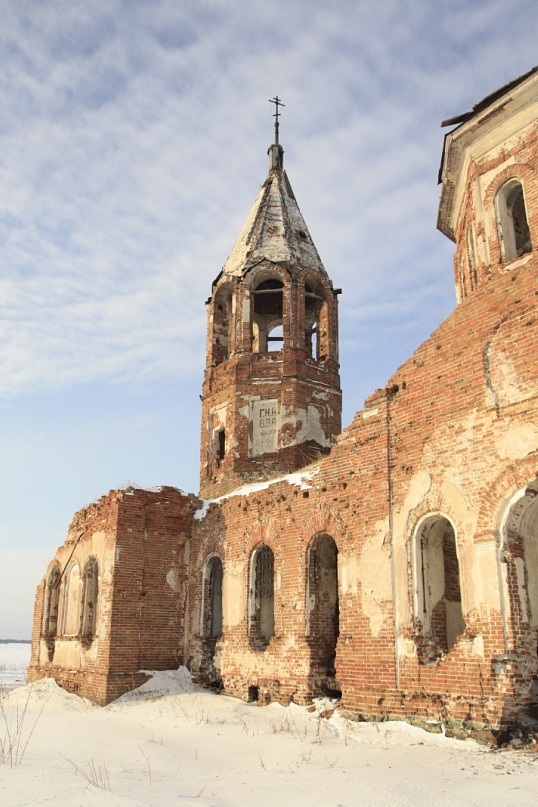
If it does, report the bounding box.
[268,96,285,171]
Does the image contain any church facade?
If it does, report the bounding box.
[28,70,538,734]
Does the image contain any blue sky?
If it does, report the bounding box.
[1,0,537,638]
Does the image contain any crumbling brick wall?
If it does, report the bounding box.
[28,486,198,704]
[187,248,537,726]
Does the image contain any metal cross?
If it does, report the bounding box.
[269,96,285,144]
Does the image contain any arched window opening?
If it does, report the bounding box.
[212,285,233,365]
[467,224,478,291]
[80,557,99,643]
[495,179,532,262]
[501,482,538,716]
[306,534,339,690]
[503,484,538,629]
[521,498,538,627]
[202,556,223,639]
[61,562,82,636]
[267,323,283,352]
[414,517,465,663]
[249,544,274,651]
[305,282,329,361]
[252,279,283,353]
[43,563,61,640]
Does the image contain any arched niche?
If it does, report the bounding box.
[413,515,465,662]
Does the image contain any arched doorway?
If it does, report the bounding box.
[306,533,339,694]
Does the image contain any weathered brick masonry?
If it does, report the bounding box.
[29,71,538,731]
[28,487,198,704]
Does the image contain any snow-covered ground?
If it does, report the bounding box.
[0,643,30,690]
[0,644,536,806]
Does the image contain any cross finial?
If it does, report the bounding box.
[269,96,285,145]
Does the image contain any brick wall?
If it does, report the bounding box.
[28,486,198,704]
[188,249,537,726]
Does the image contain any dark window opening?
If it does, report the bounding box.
[496,179,532,262]
[249,545,275,651]
[218,429,226,460]
[215,429,226,466]
[248,685,259,702]
[80,556,99,644]
[306,534,339,687]
[203,556,223,639]
[43,563,61,660]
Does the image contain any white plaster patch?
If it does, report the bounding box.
[487,348,532,407]
[294,405,330,448]
[356,539,392,637]
[474,542,501,611]
[397,636,416,659]
[224,563,247,627]
[339,554,360,596]
[495,422,538,460]
[166,567,181,593]
[471,635,485,659]
[440,481,478,537]
[251,399,279,456]
[392,470,431,539]
[421,412,486,487]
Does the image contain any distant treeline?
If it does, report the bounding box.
[0,639,31,644]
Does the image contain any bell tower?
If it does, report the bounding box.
[200,103,342,497]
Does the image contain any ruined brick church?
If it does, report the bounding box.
[29,70,538,733]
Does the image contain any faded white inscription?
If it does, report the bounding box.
[251,399,279,456]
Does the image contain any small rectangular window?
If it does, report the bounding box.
[216,428,226,463]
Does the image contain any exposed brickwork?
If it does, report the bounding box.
[199,148,342,498]
[29,72,538,732]
[28,487,199,704]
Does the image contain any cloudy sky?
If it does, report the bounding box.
[1,0,537,638]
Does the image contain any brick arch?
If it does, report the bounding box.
[403,493,470,547]
[201,553,224,639]
[244,262,291,354]
[298,505,347,552]
[247,539,276,651]
[244,519,280,557]
[482,164,536,266]
[409,511,465,662]
[194,533,226,569]
[243,260,291,289]
[474,453,538,539]
[403,494,475,628]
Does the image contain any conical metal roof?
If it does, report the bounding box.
[222,144,327,278]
